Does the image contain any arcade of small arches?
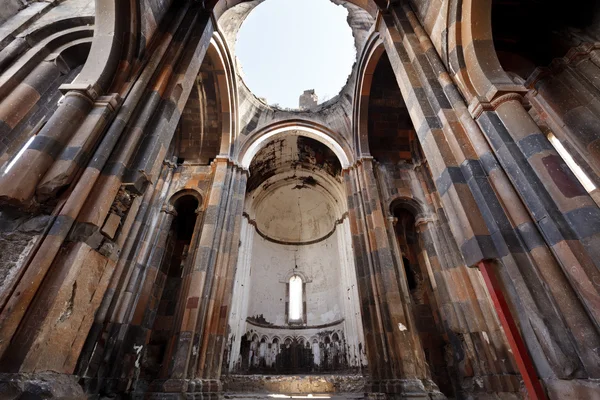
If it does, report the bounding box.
[0,1,599,400]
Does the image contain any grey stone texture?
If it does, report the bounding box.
[0,1,599,400]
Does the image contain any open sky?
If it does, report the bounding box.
[236,0,356,109]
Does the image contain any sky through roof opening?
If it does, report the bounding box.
[236,0,356,109]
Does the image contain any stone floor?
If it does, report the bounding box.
[222,375,369,399]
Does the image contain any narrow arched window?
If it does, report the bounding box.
[288,275,303,323]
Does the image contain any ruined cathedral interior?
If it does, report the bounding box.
[1,0,600,399]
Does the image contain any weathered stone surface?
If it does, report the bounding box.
[0,211,51,301]
[0,372,85,399]
[101,212,121,239]
[222,374,367,394]
[1,1,600,400]
[19,243,115,374]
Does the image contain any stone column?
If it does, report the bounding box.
[162,159,247,396]
[196,166,247,382]
[226,215,255,372]
[0,89,94,204]
[344,159,435,398]
[36,94,121,201]
[75,159,177,388]
[414,214,521,395]
[337,217,367,369]
[0,61,62,157]
[481,96,600,329]
[382,5,600,398]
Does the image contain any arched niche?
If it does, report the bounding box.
[68,0,131,96]
[354,40,421,164]
[366,53,416,163]
[451,0,600,103]
[447,0,524,103]
[174,35,236,165]
[353,33,384,157]
[390,200,456,397]
[487,0,600,202]
[142,192,202,380]
[492,0,599,81]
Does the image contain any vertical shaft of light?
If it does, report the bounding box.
[548,132,596,192]
[289,275,303,321]
[3,136,35,174]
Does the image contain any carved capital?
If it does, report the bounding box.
[161,204,178,217]
[414,214,436,228]
[59,83,102,102]
[94,93,122,112]
[163,157,178,170]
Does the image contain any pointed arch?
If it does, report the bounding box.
[68,0,132,97]
[449,0,525,104]
[237,120,353,169]
[177,32,237,163]
[353,32,385,157]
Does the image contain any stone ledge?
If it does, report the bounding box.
[222,374,367,394]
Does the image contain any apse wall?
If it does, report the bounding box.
[227,218,366,375]
[247,234,343,326]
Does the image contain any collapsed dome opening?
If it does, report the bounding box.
[236,0,356,110]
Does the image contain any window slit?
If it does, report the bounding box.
[289,275,303,322]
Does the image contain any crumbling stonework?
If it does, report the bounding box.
[0,0,599,399]
[0,211,51,302]
[299,89,318,110]
[0,372,85,399]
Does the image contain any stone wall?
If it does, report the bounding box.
[247,235,343,327]
[0,0,599,399]
[0,0,27,25]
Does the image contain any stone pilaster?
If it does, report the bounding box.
[344,159,438,398]
[158,159,247,396]
[382,5,600,398]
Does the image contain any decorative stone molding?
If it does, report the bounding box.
[335,212,350,225]
[213,154,249,174]
[161,204,177,216]
[525,42,600,89]
[94,93,122,113]
[246,317,344,330]
[470,92,528,119]
[243,212,343,246]
[279,269,313,284]
[163,157,178,170]
[414,214,436,228]
[58,83,101,102]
